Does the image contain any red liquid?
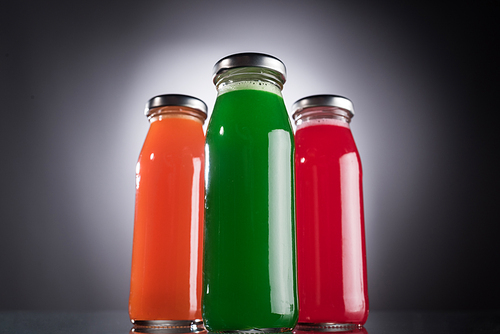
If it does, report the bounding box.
[294,327,367,334]
[295,118,368,325]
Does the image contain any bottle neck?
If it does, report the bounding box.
[148,106,206,125]
[214,67,285,96]
[294,107,353,128]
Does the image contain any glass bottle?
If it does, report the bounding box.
[203,53,298,332]
[293,95,369,329]
[129,94,207,331]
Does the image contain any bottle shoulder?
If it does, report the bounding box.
[295,124,359,159]
[139,119,205,157]
[208,89,292,136]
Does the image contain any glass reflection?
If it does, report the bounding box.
[128,327,367,334]
[131,327,207,334]
[294,325,367,334]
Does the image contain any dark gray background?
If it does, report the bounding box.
[1,1,498,311]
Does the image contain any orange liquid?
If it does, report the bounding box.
[129,114,205,322]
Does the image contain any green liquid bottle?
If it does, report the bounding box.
[203,53,298,332]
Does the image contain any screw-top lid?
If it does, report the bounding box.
[212,52,287,85]
[292,95,354,120]
[145,94,208,118]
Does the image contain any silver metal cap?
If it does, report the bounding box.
[292,94,354,118]
[145,94,207,117]
[212,52,287,84]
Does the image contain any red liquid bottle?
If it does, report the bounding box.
[293,95,369,329]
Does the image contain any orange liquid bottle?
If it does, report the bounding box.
[129,95,207,330]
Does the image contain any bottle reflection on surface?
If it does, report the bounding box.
[129,326,368,334]
[294,326,368,334]
[130,327,208,334]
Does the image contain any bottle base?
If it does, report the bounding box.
[209,327,293,333]
[296,322,362,332]
[131,319,205,333]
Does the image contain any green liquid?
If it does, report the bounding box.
[203,84,298,332]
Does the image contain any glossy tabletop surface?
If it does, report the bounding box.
[1,310,499,334]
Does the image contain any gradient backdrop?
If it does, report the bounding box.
[1,1,498,311]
